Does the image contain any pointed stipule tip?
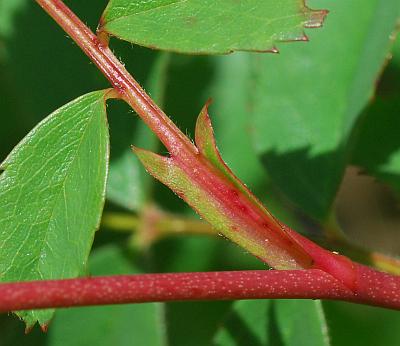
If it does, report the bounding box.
[204,98,213,110]
[199,99,213,120]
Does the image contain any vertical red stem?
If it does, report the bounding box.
[35,0,195,157]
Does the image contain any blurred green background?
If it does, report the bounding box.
[1,0,400,345]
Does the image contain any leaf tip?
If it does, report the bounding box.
[303,8,329,29]
[204,97,213,109]
[195,100,216,152]
[198,98,213,123]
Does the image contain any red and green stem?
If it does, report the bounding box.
[19,0,400,311]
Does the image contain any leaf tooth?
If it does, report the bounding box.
[303,8,329,28]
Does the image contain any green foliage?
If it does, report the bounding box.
[100,0,326,54]
[352,38,400,195]
[0,0,27,40]
[352,97,400,194]
[250,0,400,221]
[274,300,329,346]
[214,299,329,346]
[0,90,110,327]
[324,301,400,346]
[214,300,271,345]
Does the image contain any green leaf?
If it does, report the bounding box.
[323,301,400,346]
[213,299,329,346]
[48,244,166,346]
[0,90,111,327]
[99,0,327,54]
[214,300,271,346]
[0,0,27,62]
[0,0,27,38]
[351,38,400,195]
[352,98,400,194]
[250,0,400,221]
[275,300,329,346]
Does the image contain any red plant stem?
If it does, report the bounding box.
[0,265,399,312]
[29,0,400,311]
[35,0,193,156]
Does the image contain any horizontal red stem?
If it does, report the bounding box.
[0,265,399,312]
